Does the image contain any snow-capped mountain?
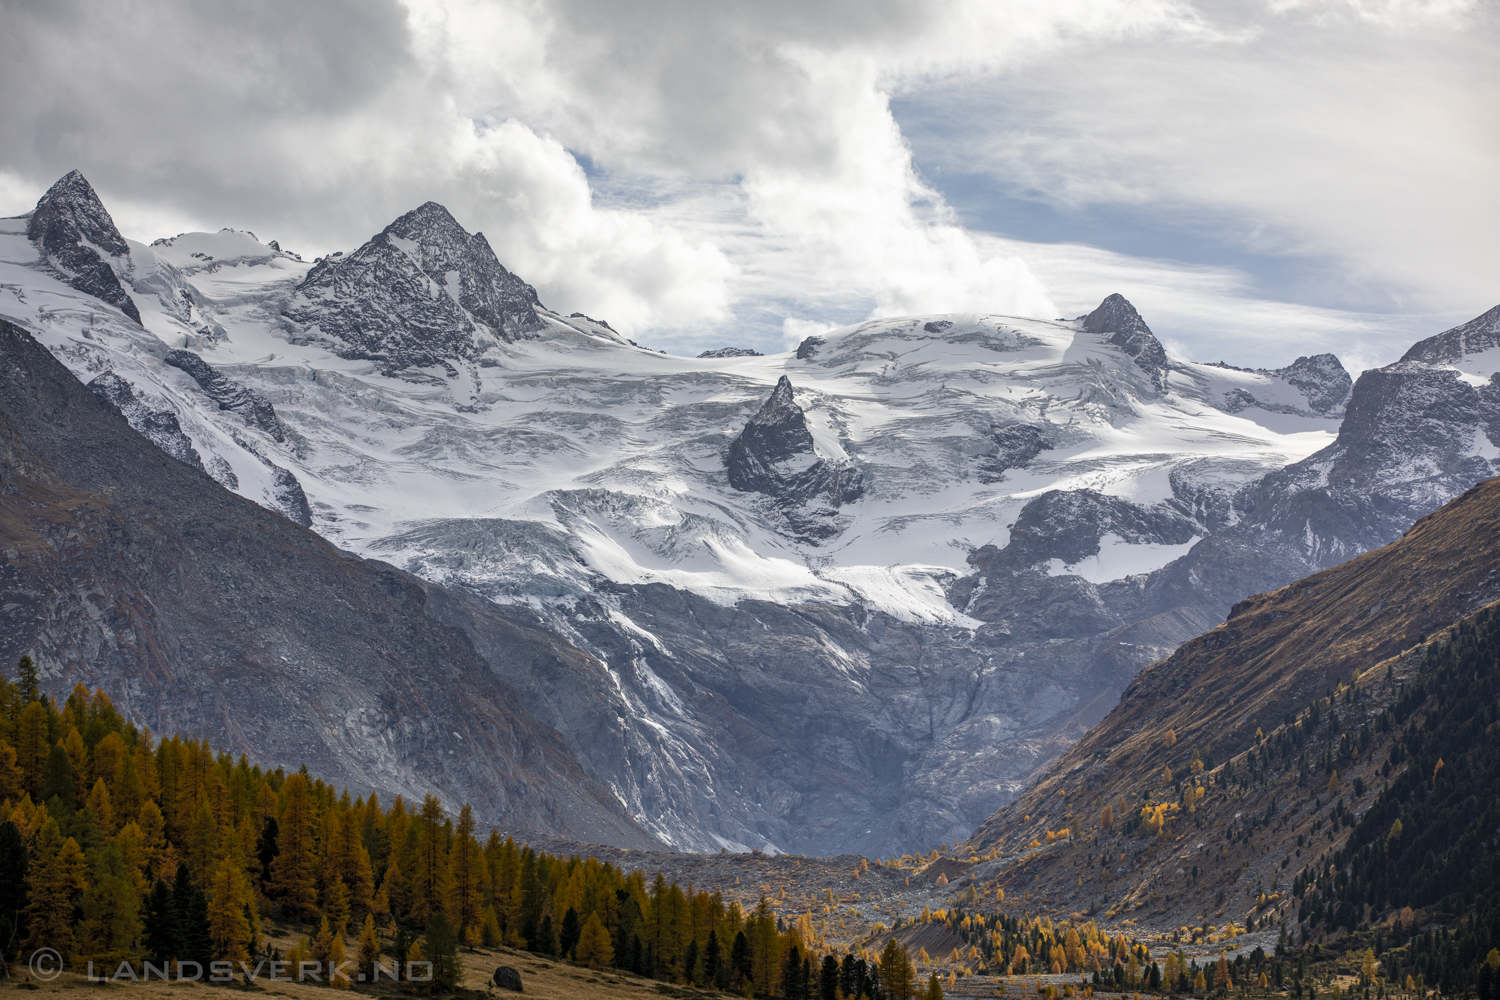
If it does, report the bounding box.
[3,170,1495,856]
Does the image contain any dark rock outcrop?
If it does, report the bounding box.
[87,372,204,473]
[977,423,1051,483]
[698,347,763,358]
[1270,353,1353,415]
[795,336,824,361]
[726,376,863,536]
[1082,293,1168,386]
[26,171,142,324]
[1400,303,1500,363]
[267,464,313,527]
[164,349,285,441]
[979,489,1200,572]
[493,967,523,992]
[0,318,658,850]
[285,202,542,374]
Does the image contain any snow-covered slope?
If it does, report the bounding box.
[5,171,1492,857]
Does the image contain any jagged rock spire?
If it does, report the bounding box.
[726,376,863,537]
[286,200,542,374]
[27,170,141,324]
[1083,293,1167,385]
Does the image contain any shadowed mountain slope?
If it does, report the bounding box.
[961,473,1500,925]
[0,317,658,850]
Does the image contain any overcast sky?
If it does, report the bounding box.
[1,0,1494,369]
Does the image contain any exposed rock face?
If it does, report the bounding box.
[1214,353,1353,417]
[164,349,286,441]
[1271,353,1353,415]
[285,202,542,374]
[87,372,205,473]
[1082,293,1168,386]
[0,318,657,850]
[265,464,313,527]
[25,171,141,324]
[795,335,824,360]
[726,376,864,537]
[977,489,1200,572]
[1400,303,1500,363]
[698,347,763,358]
[976,424,1051,483]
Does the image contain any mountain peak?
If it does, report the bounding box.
[754,375,799,422]
[1399,303,1500,364]
[1082,292,1168,384]
[286,201,542,374]
[385,200,467,242]
[26,170,141,324]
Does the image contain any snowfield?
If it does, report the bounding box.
[0,217,1344,621]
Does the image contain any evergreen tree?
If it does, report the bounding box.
[731,930,752,990]
[40,745,75,810]
[0,820,28,963]
[925,971,944,1000]
[559,906,581,959]
[255,817,279,889]
[782,942,803,1000]
[142,878,178,965]
[703,929,721,987]
[423,912,462,991]
[820,954,839,1000]
[15,656,39,703]
[172,864,212,970]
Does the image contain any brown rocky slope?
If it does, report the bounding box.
[960,473,1500,927]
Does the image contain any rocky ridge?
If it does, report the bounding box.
[960,474,1500,929]
[6,169,1499,859]
[25,171,142,324]
[0,317,657,849]
[284,201,542,375]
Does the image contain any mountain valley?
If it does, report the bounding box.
[4,169,1499,863]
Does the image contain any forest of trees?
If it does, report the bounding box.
[0,660,957,998]
[1289,609,1500,997]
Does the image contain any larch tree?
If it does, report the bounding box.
[444,803,484,947]
[271,773,318,921]
[410,795,448,925]
[24,823,87,957]
[573,913,612,970]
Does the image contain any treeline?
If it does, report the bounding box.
[1290,607,1500,995]
[0,662,950,998]
[901,907,1153,978]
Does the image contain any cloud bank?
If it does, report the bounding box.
[0,0,1491,364]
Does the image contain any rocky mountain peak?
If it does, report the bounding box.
[1399,303,1500,364]
[726,376,863,538]
[284,201,542,375]
[1082,292,1168,385]
[25,170,141,324]
[1271,353,1353,415]
[752,375,802,425]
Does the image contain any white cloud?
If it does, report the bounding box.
[0,0,1491,356]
